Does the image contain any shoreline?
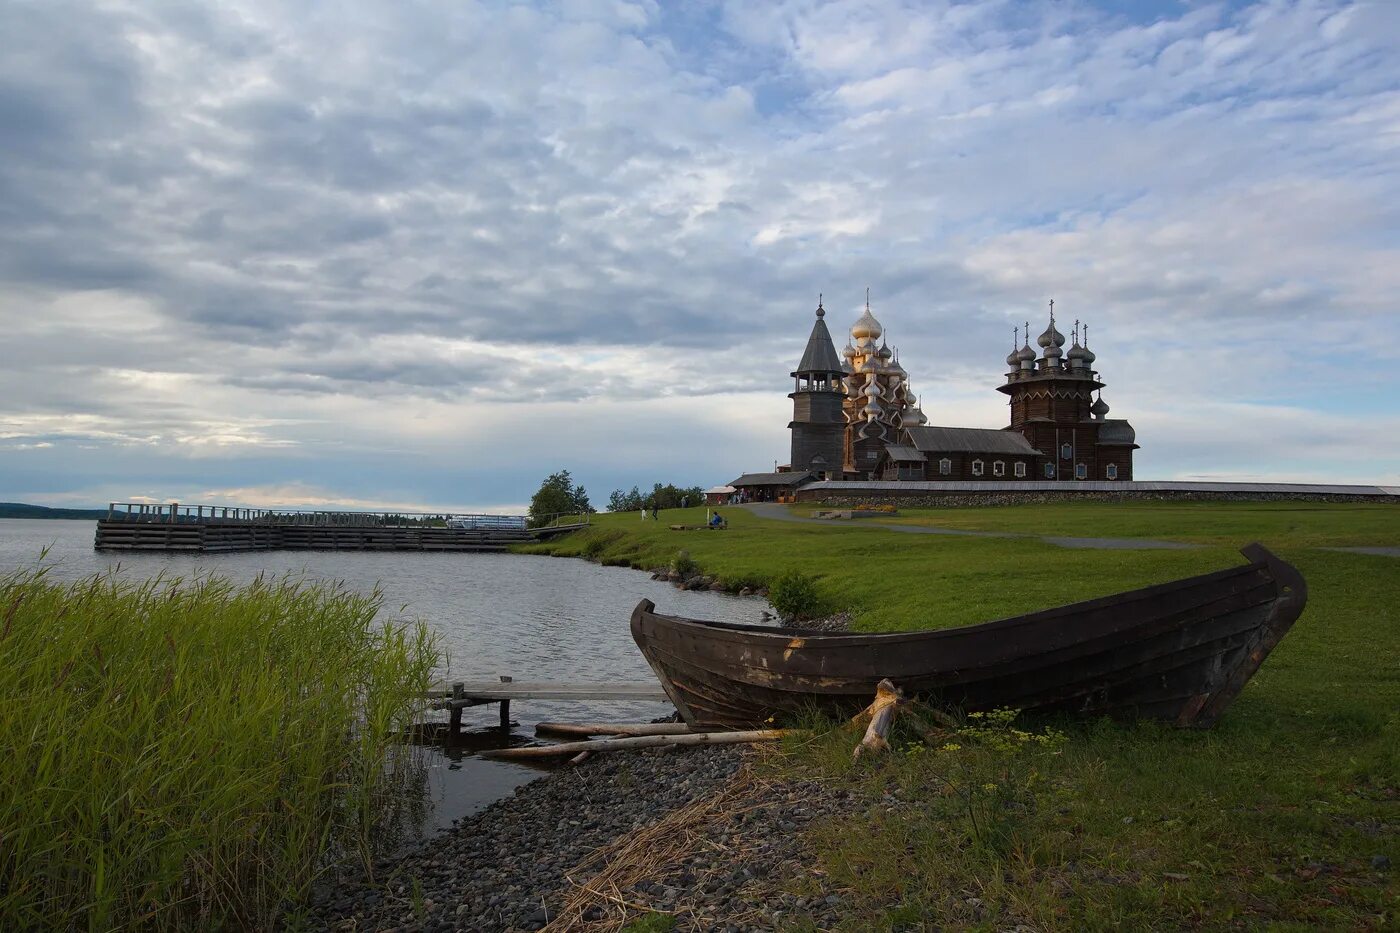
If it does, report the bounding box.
[310,746,856,932]
[306,549,852,930]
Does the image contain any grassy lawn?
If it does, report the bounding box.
[526,502,1399,929]
[860,499,1400,549]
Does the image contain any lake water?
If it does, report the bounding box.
[0,518,772,835]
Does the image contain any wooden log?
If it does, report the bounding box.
[535,721,698,738]
[480,729,788,760]
[853,678,903,761]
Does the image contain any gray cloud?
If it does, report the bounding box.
[2,0,1398,507]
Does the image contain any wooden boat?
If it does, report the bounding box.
[630,543,1306,729]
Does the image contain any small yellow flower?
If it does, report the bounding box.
[982,783,997,792]
[940,742,961,752]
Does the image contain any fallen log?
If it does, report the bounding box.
[853,678,904,761]
[481,729,788,760]
[535,721,698,738]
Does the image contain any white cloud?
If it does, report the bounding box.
[1,0,1397,508]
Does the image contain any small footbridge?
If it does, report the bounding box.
[93,502,591,553]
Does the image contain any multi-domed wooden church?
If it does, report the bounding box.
[785,295,1137,483]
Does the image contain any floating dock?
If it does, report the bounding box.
[94,502,589,552]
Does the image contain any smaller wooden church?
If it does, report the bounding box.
[784,295,1137,482]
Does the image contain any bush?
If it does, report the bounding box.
[767,569,828,621]
[671,549,699,578]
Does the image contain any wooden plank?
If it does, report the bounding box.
[424,680,669,701]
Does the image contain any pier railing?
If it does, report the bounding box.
[103,502,591,529]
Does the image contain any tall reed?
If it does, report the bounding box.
[0,567,440,931]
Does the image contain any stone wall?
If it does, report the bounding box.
[796,489,1398,508]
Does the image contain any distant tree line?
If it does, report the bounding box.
[607,483,705,513]
[527,470,594,528]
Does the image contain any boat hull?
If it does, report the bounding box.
[630,544,1306,729]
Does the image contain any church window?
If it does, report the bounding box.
[939,458,951,475]
[972,459,984,477]
[1014,461,1027,478]
[993,461,1005,477]
[1044,463,1056,479]
[1106,463,1119,480]
[1075,463,1087,480]
[1060,443,1073,460]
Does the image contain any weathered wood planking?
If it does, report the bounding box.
[426,681,669,701]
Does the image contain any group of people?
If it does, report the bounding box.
[637,499,726,529]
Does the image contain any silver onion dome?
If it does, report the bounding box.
[1038,320,1065,349]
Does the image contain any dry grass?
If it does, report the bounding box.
[542,763,777,932]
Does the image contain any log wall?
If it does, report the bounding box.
[94,521,535,552]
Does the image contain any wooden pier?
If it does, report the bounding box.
[94,502,590,552]
[427,678,670,732]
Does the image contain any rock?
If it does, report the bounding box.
[739,587,752,596]
[1373,854,1392,870]
[708,581,726,591]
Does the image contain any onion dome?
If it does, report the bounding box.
[851,291,883,341]
[1080,344,1096,366]
[1006,346,1020,367]
[1067,340,1089,366]
[1091,394,1110,419]
[1037,319,1065,349]
[842,342,857,360]
[878,341,893,361]
[1016,342,1035,364]
[1038,301,1066,351]
[902,404,927,427]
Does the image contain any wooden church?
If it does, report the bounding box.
[786,295,1137,483]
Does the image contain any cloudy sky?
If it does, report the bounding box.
[2,0,1398,511]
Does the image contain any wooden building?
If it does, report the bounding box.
[728,471,814,503]
[774,296,1137,483]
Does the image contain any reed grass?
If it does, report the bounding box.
[0,566,440,931]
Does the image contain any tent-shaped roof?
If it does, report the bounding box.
[792,315,844,376]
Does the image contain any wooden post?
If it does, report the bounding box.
[499,675,513,730]
[169,503,178,523]
[449,682,464,734]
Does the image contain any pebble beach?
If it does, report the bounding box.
[311,746,858,932]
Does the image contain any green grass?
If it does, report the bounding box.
[529,502,1400,928]
[861,499,1400,548]
[0,567,440,931]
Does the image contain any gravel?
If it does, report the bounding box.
[308,746,857,932]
